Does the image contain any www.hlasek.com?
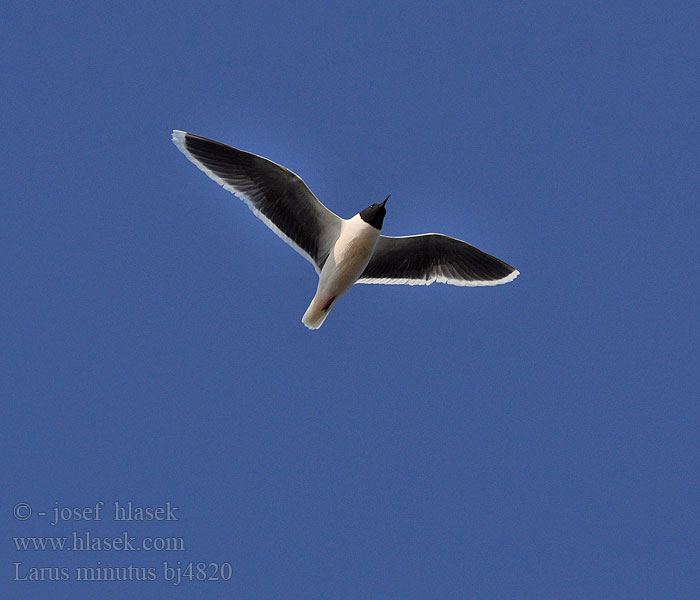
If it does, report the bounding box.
[13,561,233,585]
[14,531,185,552]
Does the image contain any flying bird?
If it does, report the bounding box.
[172,131,519,329]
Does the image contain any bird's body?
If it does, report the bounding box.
[172,130,519,329]
[303,214,382,329]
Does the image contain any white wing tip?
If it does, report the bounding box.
[171,129,187,150]
[497,268,519,285]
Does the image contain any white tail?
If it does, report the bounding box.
[302,294,336,330]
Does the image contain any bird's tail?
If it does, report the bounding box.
[302,294,336,330]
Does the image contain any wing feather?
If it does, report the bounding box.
[358,233,518,286]
[172,131,342,272]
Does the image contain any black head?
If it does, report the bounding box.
[359,194,390,230]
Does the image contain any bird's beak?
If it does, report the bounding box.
[381,194,390,207]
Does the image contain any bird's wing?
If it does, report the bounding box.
[172,131,342,273]
[357,233,519,286]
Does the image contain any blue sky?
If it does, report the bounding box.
[3,2,699,598]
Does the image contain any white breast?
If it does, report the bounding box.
[319,214,381,297]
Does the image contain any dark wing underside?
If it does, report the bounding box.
[172,131,341,272]
[358,234,519,286]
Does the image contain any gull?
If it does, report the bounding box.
[172,131,519,329]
